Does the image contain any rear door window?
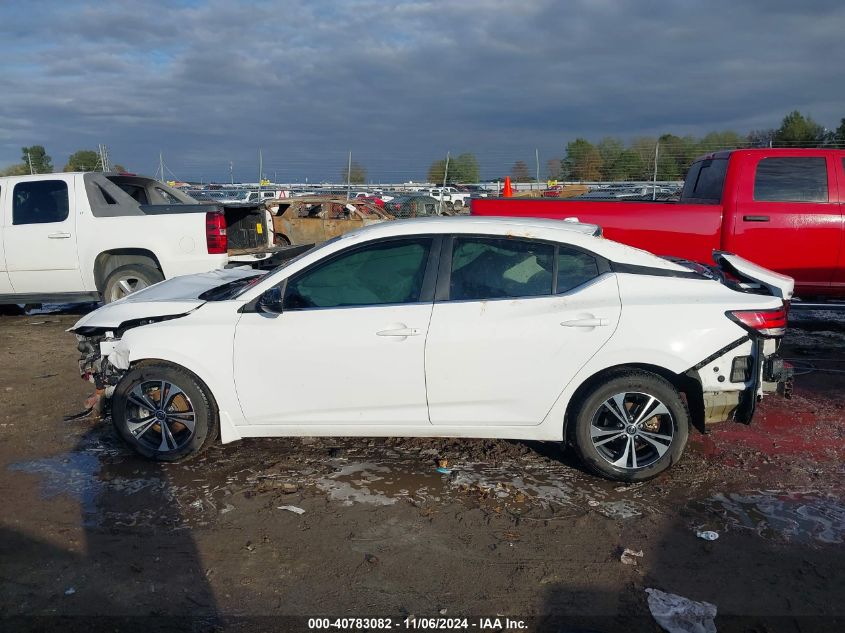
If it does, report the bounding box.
[449,237,554,301]
[13,180,69,225]
[681,158,727,202]
[753,157,828,202]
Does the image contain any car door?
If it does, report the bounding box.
[3,176,83,294]
[425,235,621,426]
[834,157,845,293]
[0,184,15,294]
[730,154,842,293]
[233,236,439,426]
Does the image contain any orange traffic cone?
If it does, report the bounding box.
[503,176,513,197]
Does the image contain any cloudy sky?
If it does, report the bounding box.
[1,0,843,182]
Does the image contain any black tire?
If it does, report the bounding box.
[102,264,164,303]
[570,370,689,482]
[112,363,219,462]
[274,233,291,246]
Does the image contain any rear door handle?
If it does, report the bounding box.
[48,232,71,239]
[376,327,421,337]
[561,318,609,327]
[743,215,769,222]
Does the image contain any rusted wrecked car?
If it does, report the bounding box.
[267,197,393,245]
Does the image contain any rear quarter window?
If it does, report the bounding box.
[753,157,828,202]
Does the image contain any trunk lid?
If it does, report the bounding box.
[712,251,795,300]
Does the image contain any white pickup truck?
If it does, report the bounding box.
[0,172,280,306]
[424,186,472,210]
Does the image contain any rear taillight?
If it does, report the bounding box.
[727,307,787,337]
[206,212,227,254]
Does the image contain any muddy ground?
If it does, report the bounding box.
[0,308,843,632]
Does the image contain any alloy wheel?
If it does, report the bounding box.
[125,380,196,453]
[589,391,674,470]
[108,275,149,302]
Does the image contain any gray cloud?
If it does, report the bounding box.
[1,0,842,181]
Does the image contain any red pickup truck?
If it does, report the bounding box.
[472,149,845,299]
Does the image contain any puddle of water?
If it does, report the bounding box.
[314,458,648,518]
[316,461,441,506]
[9,451,102,513]
[689,490,845,544]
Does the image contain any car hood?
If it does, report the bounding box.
[70,267,259,332]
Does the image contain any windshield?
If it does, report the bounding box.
[229,235,349,300]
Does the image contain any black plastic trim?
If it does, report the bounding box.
[609,261,707,280]
[689,336,750,372]
[0,292,100,304]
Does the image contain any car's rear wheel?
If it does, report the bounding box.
[112,363,219,462]
[571,371,689,482]
[274,233,291,246]
[103,264,163,303]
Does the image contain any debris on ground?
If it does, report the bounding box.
[436,458,451,474]
[696,530,719,541]
[645,588,717,633]
[620,548,644,565]
[277,505,306,515]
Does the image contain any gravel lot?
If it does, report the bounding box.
[0,307,843,632]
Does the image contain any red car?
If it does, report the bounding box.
[473,148,845,299]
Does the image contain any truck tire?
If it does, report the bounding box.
[112,362,219,462]
[102,264,164,303]
[453,199,464,209]
[274,233,291,246]
[570,370,689,482]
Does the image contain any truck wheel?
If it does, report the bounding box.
[453,199,464,209]
[112,363,219,462]
[274,233,291,246]
[570,371,689,482]
[103,264,163,303]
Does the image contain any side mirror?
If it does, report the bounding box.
[258,286,284,314]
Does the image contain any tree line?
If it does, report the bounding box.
[538,111,845,183]
[1,146,126,176]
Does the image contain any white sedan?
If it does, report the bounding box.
[71,217,793,481]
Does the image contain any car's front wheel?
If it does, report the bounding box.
[571,370,689,482]
[112,363,219,461]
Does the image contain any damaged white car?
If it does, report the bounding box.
[70,217,793,481]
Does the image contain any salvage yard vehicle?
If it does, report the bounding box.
[384,194,440,218]
[70,216,793,482]
[267,196,392,245]
[473,148,845,300]
[0,172,280,305]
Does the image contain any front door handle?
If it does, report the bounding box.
[376,327,421,337]
[743,215,770,222]
[561,318,609,327]
[48,232,71,239]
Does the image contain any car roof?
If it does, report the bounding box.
[336,216,688,271]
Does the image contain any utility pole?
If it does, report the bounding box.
[159,151,165,182]
[652,142,659,201]
[258,148,263,197]
[440,151,450,214]
[346,150,352,200]
[535,148,540,191]
[230,161,234,185]
[26,151,34,175]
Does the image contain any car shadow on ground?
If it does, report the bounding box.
[1,423,220,632]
